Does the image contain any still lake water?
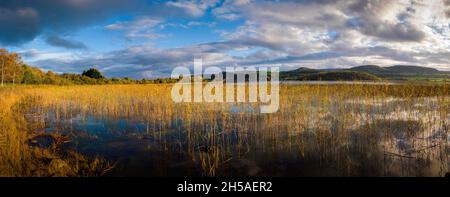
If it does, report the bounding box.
[27,84,449,177]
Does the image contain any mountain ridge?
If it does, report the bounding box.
[280,65,449,81]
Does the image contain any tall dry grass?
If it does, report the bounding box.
[0,86,113,177]
[1,83,449,176]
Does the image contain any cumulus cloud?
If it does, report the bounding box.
[218,0,431,43]
[214,0,449,68]
[346,0,426,42]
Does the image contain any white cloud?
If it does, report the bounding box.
[166,0,219,17]
[105,17,163,39]
[212,0,252,20]
[212,0,450,70]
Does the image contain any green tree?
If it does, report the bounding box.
[21,65,45,84]
[82,68,105,79]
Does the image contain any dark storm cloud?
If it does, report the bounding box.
[0,0,222,45]
[0,0,143,45]
[46,35,86,49]
[0,7,40,44]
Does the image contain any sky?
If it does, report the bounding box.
[1,0,449,78]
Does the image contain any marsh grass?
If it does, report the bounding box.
[1,83,449,176]
[0,86,113,176]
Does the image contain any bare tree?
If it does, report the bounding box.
[12,71,15,86]
[1,51,4,87]
[0,50,21,86]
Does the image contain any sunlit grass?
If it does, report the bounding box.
[0,86,113,176]
[0,83,449,176]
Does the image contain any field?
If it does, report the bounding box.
[0,83,449,177]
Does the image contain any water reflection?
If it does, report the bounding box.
[27,96,448,177]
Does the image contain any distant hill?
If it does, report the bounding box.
[281,70,381,81]
[284,67,319,74]
[348,65,387,75]
[280,65,449,81]
[350,65,441,75]
[385,65,440,74]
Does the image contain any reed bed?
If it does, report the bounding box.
[1,83,449,176]
[0,86,113,176]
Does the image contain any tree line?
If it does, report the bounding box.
[0,48,178,86]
